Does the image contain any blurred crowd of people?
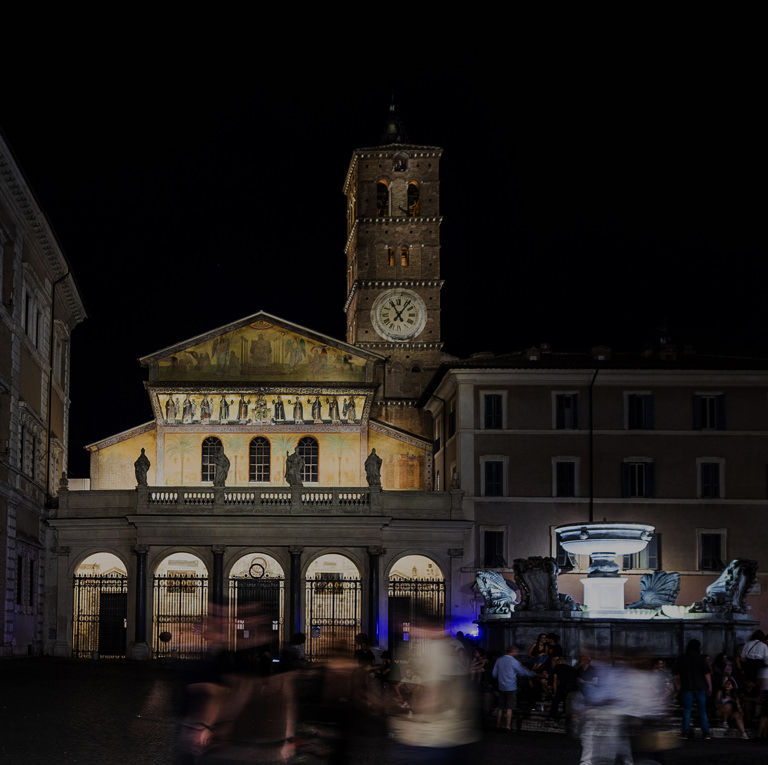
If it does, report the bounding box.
[173,610,768,764]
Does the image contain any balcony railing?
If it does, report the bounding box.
[144,486,377,514]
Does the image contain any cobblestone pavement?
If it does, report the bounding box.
[2,659,768,764]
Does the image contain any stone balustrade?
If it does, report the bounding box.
[55,484,462,519]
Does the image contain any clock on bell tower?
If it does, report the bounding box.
[343,108,444,414]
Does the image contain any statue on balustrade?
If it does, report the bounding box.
[365,449,382,487]
[285,448,304,487]
[134,448,150,487]
[213,449,230,487]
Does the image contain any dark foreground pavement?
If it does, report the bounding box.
[2,658,767,764]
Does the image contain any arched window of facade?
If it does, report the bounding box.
[249,436,271,482]
[407,181,420,216]
[388,246,395,267]
[400,246,409,267]
[376,181,390,217]
[201,436,222,482]
[298,436,319,483]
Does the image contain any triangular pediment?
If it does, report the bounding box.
[141,311,383,384]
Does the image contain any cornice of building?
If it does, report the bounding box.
[0,137,86,327]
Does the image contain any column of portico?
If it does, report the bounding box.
[211,545,226,608]
[53,546,71,657]
[289,546,303,636]
[447,547,464,635]
[367,546,383,647]
[129,545,150,659]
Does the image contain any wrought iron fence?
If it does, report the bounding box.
[153,574,208,659]
[388,578,446,658]
[304,577,362,661]
[73,574,128,658]
[228,576,284,651]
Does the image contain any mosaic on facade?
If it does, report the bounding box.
[153,390,366,427]
[152,323,369,383]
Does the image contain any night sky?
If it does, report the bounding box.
[1,29,761,477]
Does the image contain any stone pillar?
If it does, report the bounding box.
[289,546,303,636]
[53,546,71,657]
[130,545,150,659]
[211,546,226,607]
[448,548,464,636]
[367,546,383,647]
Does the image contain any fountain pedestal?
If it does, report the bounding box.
[581,576,628,615]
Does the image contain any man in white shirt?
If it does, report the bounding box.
[492,645,534,730]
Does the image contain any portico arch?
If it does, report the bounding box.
[153,552,209,659]
[229,553,285,650]
[387,554,445,658]
[73,552,129,659]
[304,553,362,661]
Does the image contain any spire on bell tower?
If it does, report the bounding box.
[381,99,409,145]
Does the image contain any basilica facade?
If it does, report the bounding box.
[47,123,472,660]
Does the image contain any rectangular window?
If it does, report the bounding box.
[621,461,655,498]
[483,394,503,429]
[627,394,654,429]
[23,292,31,332]
[16,557,23,606]
[447,401,456,438]
[35,310,42,349]
[555,461,576,497]
[693,394,726,430]
[700,532,725,571]
[484,461,504,496]
[19,424,26,474]
[555,394,578,429]
[28,560,35,607]
[623,533,660,570]
[483,530,506,567]
[700,461,722,498]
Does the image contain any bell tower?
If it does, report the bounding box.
[343,107,444,432]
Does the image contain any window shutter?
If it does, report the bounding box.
[646,462,656,498]
[716,394,726,430]
[647,534,659,570]
[620,462,630,498]
[692,395,703,430]
[645,396,655,429]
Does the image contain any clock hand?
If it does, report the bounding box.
[389,300,405,322]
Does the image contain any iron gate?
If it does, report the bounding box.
[73,574,128,658]
[305,577,362,661]
[153,574,208,659]
[388,579,445,657]
[228,577,284,651]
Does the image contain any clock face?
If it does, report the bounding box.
[371,289,427,341]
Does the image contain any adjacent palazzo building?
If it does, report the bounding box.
[423,345,768,627]
[1,133,86,655]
